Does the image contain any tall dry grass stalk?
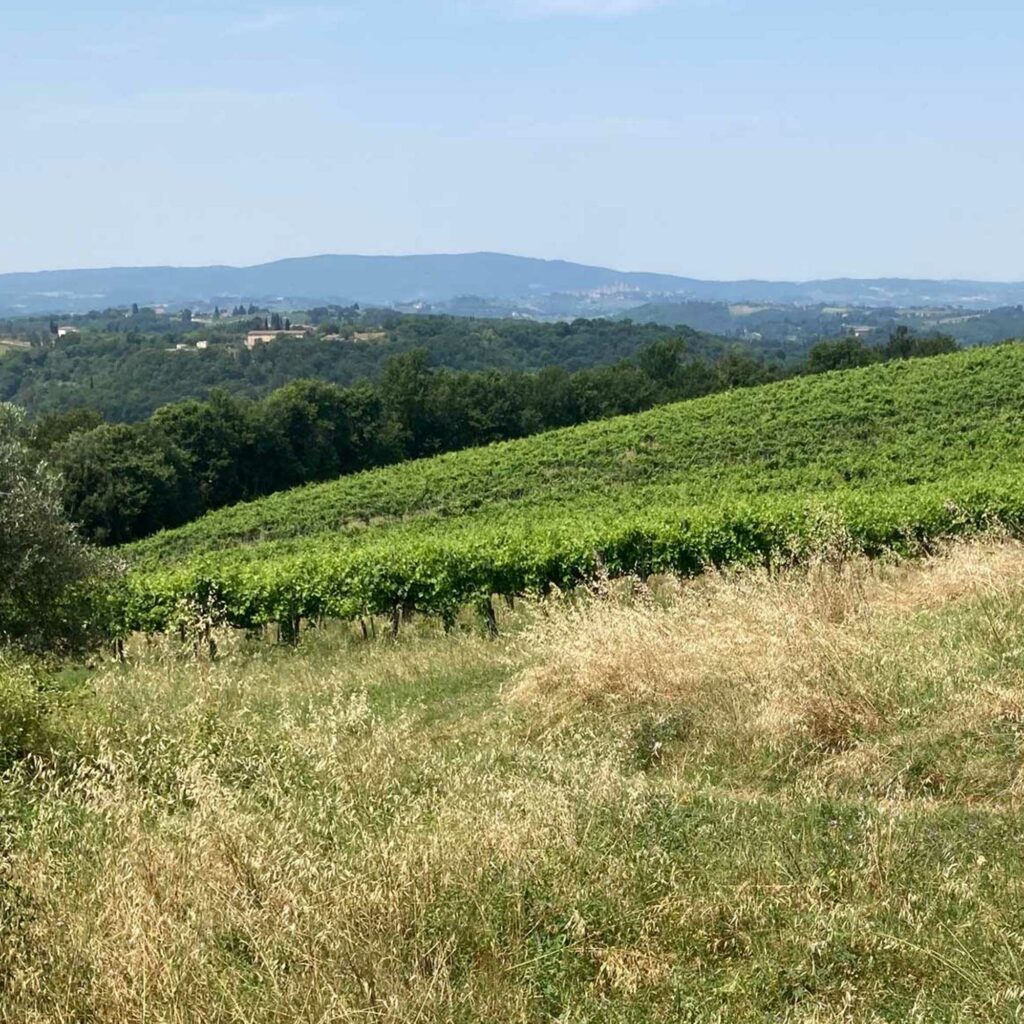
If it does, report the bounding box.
[508,537,1024,758]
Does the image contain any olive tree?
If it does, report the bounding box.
[0,404,116,654]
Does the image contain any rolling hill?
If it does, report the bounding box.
[118,344,1024,634]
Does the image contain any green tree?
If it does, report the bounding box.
[883,326,958,360]
[261,379,389,487]
[56,424,195,544]
[907,333,959,358]
[152,391,262,510]
[27,407,104,457]
[715,351,776,390]
[523,365,579,430]
[807,338,879,373]
[0,405,115,654]
[378,350,434,457]
[636,338,687,387]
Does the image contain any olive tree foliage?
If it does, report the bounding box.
[0,404,117,654]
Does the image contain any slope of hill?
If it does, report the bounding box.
[119,345,1024,634]
[0,313,731,421]
[5,252,1024,314]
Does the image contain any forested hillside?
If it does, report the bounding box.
[119,344,1024,638]
[0,312,751,420]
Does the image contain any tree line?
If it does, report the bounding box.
[806,327,958,372]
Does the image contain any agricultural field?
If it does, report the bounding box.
[118,344,1024,637]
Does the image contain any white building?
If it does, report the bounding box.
[245,328,308,349]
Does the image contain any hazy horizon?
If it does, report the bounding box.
[5,250,1024,286]
[4,1,1023,280]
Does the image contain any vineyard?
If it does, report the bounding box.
[118,344,1024,637]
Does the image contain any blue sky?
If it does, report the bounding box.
[2,1,1022,279]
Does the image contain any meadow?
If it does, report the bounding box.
[120,344,1024,637]
[6,538,1024,1021]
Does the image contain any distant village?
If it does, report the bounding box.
[46,303,388,353]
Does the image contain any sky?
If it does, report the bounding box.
[2,0,1023,280]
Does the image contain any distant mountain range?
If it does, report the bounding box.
[2,252,1024,315]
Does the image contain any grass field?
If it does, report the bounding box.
[7,538,1024,1021]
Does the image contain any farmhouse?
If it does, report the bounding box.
[844,324,875,339]
[245,328,308,349]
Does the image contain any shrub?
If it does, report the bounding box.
[0,657,58,767]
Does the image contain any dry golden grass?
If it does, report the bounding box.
[508,538,1024,771]
[5,539,1024,1021]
